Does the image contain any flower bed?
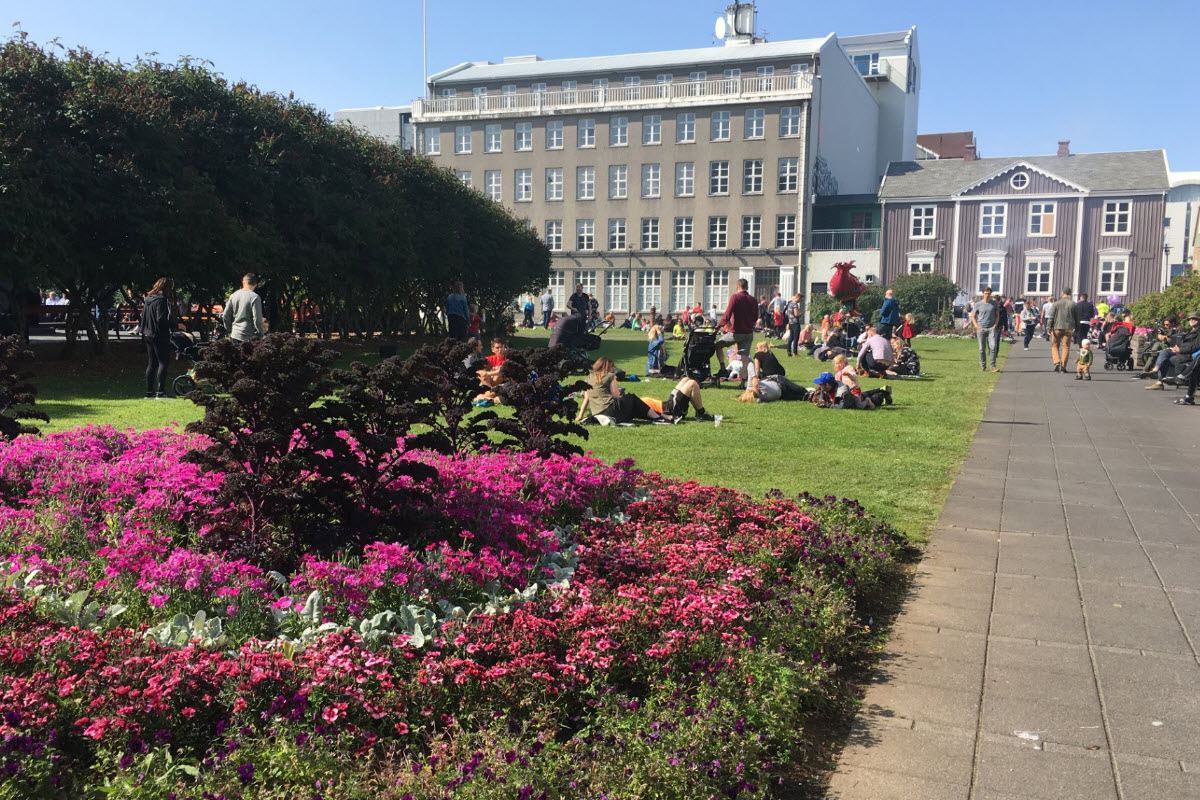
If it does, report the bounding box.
[0,427,902,799]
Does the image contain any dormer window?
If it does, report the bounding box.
[1010,172,1030,190]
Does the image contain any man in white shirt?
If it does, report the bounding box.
[221,273,264,342]
[539,288,554,329]
[1040,296,1055,341]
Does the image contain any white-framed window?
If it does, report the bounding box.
[676,112,696,143]
[689,70,707,82]
[576,219,595,251]
[549,269,567,310]
[980,203,1007,237]
[454,126,472,154]
[704,269,730,310]
[1029,202,1056,236]
[1010,171,1029,190]
[853,53,880,76]
[624,76,641,86]
[641,163,661,198]
[711,110,730,141]
[578,118,596,148]
[484,170,501,201]
[671,269,695,310]
[485,124,502,153]
[472,87,487,97]
[911,205,936,238]
[1025,259,1052,293]
[778,157,798,193]
[656,73,673,84]
[608,218,627,250]
[780,106,802,137]
[744,108,765,139]
[560,80,577,102]
[976,259,1003,292]
[1099,255,1128,295]
[1103,200,1131,235]
[641,217,660,249]
[515,122,532,152]
[609,117,628,147]
[592,78,609,89]
[609,164,628,199]
[674,217,693,250]
[575,268,596,298]
[642,114,662,145]
[545,220,563,251]
[531,82,547,94]
[424,127,441,155]
[723,68,741,79]
[741,215,762,249]
[776,215,796,248]
[546,120,564,150]
[708,216,728,249]
[908,259,934,273]
[501,84,516,105]
[756,65,774,89]
[605,270,629,312]
[637,270,662,311]
[790,63,810,73]
[545,167,564,201]
[576,166,595,200]
[455,170,472,188]
[440,88,457,98]
[514,169,532,202]
[674,162,695,197]
[743,159,763,194]
[709,160,729,195]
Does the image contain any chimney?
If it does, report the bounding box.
[1057,140,1071,157]
[963,143,976,162]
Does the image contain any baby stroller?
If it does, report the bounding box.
[1103,327,1134,371]
[170,330,209,396]
[673,327,718,383]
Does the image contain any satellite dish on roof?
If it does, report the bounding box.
[714,16,727,39]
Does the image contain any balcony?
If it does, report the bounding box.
[809,229,879,251]
[412,73,813,122]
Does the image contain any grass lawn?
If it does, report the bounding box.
[29,331,1005,540]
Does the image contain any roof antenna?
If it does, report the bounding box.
[422,0,428,96]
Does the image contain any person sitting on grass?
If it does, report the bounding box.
[856,326,895,378]
[752,340,786,379]
[574,356,669,426]
[671,318,686,340]
[798,323,815,354]
[833,354,891,409]
[639,376,715,421]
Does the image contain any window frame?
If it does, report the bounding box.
[577,118,596,149]
[780,106,801,137]
[743,108,765,140]
[975,258,1004,293]
[454,125,472,154]
[608,164,628,200]
[707,216,728,249]
[742,159,764,195]
[709,160,730,196]
[484,124,502,153]
[576,219,595,251]
[546,120,564,150]
[670,269,695,311]
[514,168,532,203]
[1010,172,1029,190]
[980,203,1007,237]
[604,270,629,313]
[777,158,798,193]
[455,169,472,188]
[642,114,662,145]
[907,259,934,274]
[545,167,564,202]
[710,110,731,141]
[910,205,936,239]
[545,220,563,252]
[1098,254,1129,295]
[1024,258,1052,294]
[676,112,696,144]
[641,163,661,198]
[424,127,441,155]
[674,217,694,250]
[703,269,730,310]
[741,215,762,249]
[607,218,627,251]
[576,166,596,201]
[637,269,662,312]
[1028,201,1057,236]
[776,214,797,248]
[514,122,532,152]
[484,170,502,202]
[609,116,628,147]
[675,162,695,197]
[641,217,660,250]
[1102,199,1132,236]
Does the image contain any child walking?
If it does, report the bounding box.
[899,312,916,348]
[1076,339,1093,381]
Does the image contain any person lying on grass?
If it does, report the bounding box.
[736,370,810,403]
[640,377,715,421]
[574,356,671,426]
[833,354,892,410]
[810,370,892,409]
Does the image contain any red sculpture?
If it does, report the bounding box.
[829,261,865,313]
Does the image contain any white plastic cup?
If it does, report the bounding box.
[713,414,723,428]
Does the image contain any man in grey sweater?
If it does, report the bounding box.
[1048,287,1078,372]
[222,273,264,342]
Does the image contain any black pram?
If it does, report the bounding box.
[1103,328,1133,371]
[673,327,718,382]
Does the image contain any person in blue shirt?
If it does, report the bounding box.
[446,281,469,341]
[878,289,900,339]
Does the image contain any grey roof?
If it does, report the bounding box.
[839,30,911,47]
[428,35,831,84]
[879,150,1169,199]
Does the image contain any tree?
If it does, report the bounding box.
[0,335,48,440]
[1129,273,1200,327]
[888,272,960,330]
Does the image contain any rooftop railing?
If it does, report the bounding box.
[809,229,879,251]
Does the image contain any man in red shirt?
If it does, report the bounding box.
[715,278,759,373]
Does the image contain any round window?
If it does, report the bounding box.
[1010,172,1030,190]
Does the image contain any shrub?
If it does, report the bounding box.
[888,272,960,330]
[490,346,589,457]
[0,335,47,440]
[1129,272,1200,327]
[398,339,494,455]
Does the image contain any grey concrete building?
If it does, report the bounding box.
[334,105,415,151]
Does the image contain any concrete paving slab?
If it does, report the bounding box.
[837,721,976,786]
[985,638,1093,677]
[859,679,981,730]
[896,600,991,634]
[1106,710,1200,764]
[1081,583,1194,654]
[996,537,1076,578]
[1142,544,1200,589]
[980,693,1107,749]
[825,764,969,800]
[976,740,1118,800]
[1072,539,1161,585]
[869,653,984,695]
[1001,500,1068,534]
[989,610,1088,645]
[1117,762,1200,800]
[887,622,988,665]
[1000,477,1065,503]
[1063,503,1137,540]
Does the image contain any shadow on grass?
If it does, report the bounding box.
[37,400,106,424]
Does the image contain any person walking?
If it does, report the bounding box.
[521,296,535,328]
[539,288,554,329]
[878,288,900,339]
[140,278,177,399]
[970,287,1000,372]
[444,281,469,341]
[714,278,758,373]
[567,282,590,319]
[1040,295,1054,341]
[1048,288,1078,372]
[222,273,264,343]
[1020,297,1039,350]
[785,293,804,357]
[1074,292,1097,346]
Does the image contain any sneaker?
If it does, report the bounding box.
[1146,382,1164,390]
[1075,375,1082,381]
[1053,365,1061,373]
[1023,347,1029,350]
[1174,397,1196,406]
[990,367,999,372]
[144,392,156,399]
[1085,375,1091,381]
[672,414,685,424]
[652,417,673,425]
[882,385,893,406]
[694,412,715,422]
[980,366,986,372]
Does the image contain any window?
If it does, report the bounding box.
[576,269,597,300]
[1025,260,1052,293]
[549,270,566,310]
[485,124,502,153]
[741,215,762,249]
[711,110,730,141]
[641,163,661,198]
[780,106,802,137]
[853,53,880,76]
[744,108,765,139]
[592,78,609,89]
[515,122,532,151]
[656,73,673,84]
[641,217,660,249]
[578,118,596,148]
[610,117,628,147]
[608,218,627,250]
[1029,202,1056,235]
[623,76,641,86]
[484,170,501,201]
[908,259,934,274]
[441,88,457,98]
[743,159,763,194]
[609,165,628,199]
[911,205,936,238]
[790,63,810,73]
[455,126,472,154]
[689,70,707,81]
[472,87,487,97]
[671,269,695,310]
[514,169,532,202]
[1099,256,1128,294]
[605,271,629,312]
[756,65,775,86]
[424,127,441,155]
[778,158,798,193]
[545,221,563,251]
[1010,172,1029,190]
[704,269,730,310]
[576,166,595,200]
[723,68,741,79]
[675,162,694,197]
[676,112,696,143]
[976,260,1003,293]
[776,215,797,248]
[980,204,1007,236]
[1103,200,1131,235]
[674,217,693,249]
[576,220,595,251]
[531,82,547,94]
[642,115,661,145]
[545,168,563,201]
[637,270,662,311]
[501,85,516,106]
[708,216,728,249]
[709,161,729,195]
[560,80,577,102]
[546,120,564,149]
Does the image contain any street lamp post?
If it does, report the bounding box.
[627,247,634,321]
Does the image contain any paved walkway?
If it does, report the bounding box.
[826,342,1200,800]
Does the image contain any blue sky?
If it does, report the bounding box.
[7,0,1198,167]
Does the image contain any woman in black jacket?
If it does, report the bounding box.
[140,278,177,398]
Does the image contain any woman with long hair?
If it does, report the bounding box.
[574,356,666,425]
[646,323,665,375]
[140,277,177,399]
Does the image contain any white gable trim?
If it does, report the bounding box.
[952,161,1089,197]
[1024,248,1058,258]
[1096,247,1132,258]
[906,249,938,258]
[975,248,1008,258]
